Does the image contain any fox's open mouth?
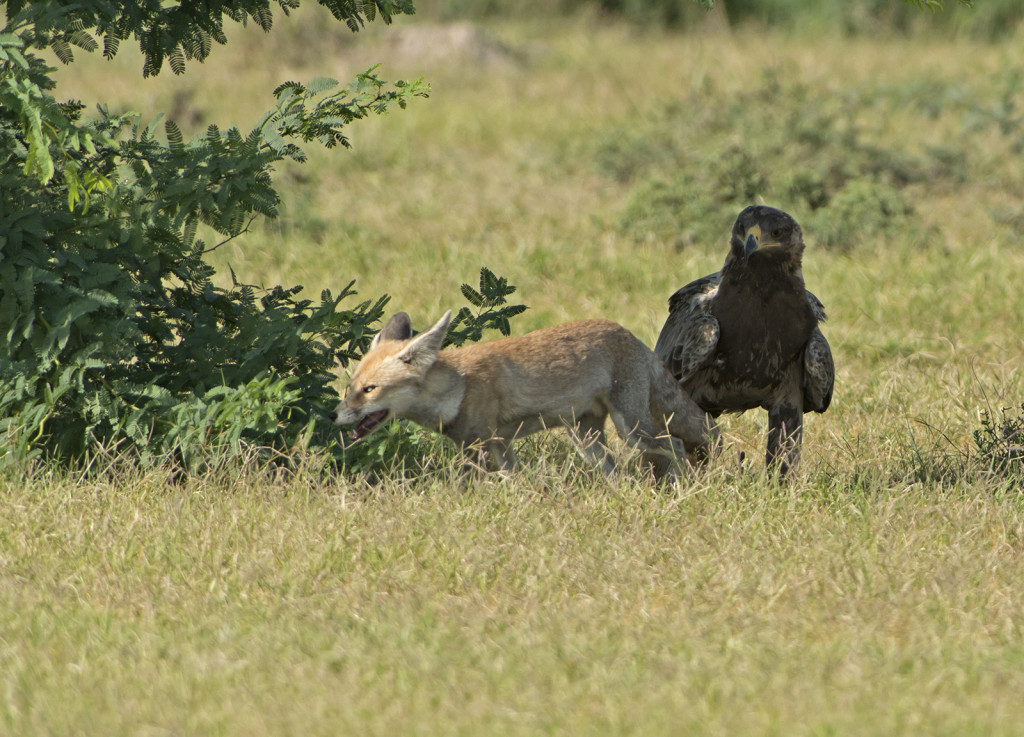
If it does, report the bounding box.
[350,409,389,440]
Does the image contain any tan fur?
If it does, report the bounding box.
[330,311,716,479]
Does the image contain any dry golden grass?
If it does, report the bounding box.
[3,460,1024,735]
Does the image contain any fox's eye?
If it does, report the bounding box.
[362,385,376,394]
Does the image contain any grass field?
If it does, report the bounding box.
[5,6,1024,735]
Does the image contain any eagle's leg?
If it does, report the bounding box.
[766,401,803,478]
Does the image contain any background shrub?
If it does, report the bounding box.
[599,71,933,249]
[416,0,1014,37]
[973,404,1024,480]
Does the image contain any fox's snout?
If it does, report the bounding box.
[328,397,391,440]
[328,400,355,428]
[328,401,358,427]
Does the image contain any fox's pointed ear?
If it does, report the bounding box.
[396,310,451,369]
[371,311,413,350]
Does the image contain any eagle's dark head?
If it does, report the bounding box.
[723,206,805,274]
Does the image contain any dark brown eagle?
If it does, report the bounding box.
[654,205,834,477]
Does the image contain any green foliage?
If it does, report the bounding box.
[601,71,924,250]
[722,0,1016,39]
[593,0,713,24]
[420,0,1002,35]
[420,0,711,24]
[335,418,445,478]
[5,0,415,77]
[811,179,914,249]
[0,2,443,471]
[906,0,973,7]
[973,404,1024,479]
[447,266,529,347]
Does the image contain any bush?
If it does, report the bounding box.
[973,404,1024,479]
[601,71,924,250]
[804,179,913,250]
[417,0,711,25]
[0,2,527,473]
[416,0,1010,38]
[723,0,1019,40]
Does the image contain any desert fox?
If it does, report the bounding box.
[330,310,715,479]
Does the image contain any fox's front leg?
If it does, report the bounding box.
[663,398,720,467]
[568,413,616,476]
[459,438,517,474]
[672,413,721,466]
[640,434,690,482]
[483,438,517,473]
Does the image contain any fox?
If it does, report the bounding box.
[329,310,716,479]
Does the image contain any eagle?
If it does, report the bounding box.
[654,205,834,478]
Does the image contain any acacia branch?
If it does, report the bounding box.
[199,214,260,255]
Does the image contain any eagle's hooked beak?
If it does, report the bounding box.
[743,232,759,259]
